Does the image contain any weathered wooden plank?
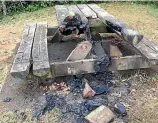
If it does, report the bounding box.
[88,4,143,45]
[141,37,158,52]
[101,41,123,57]
[51,55,150,77]
[110,45,123,57]
[55,5,69,25]
[135,38,158,60]
[67,5,88,23]
[10,23,36,78]
[77,4,97,19]
[88,4,158,63]
[109,55,149,71]
[32,22,50,76]
[66,41,92,61]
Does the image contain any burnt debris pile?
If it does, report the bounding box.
[59,12,87,36]
[35,71,130,123]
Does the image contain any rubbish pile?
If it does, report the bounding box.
[34,71,130,123]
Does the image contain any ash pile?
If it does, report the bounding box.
[34,71,131,123]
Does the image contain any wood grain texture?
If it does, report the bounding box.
[51,55,150,77]
[67,5,88,23]
[32,22,50,76]
[135,38,158,60]
[77,4,97,19]
[55,5,69,25]
[10,23,36,78]
[110,45,122,57]
[66,41,92,61]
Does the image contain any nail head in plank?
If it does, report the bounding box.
[32,22,50,76]
[77,4,97,19]
[10,23,36,79]
[88,4,143,45]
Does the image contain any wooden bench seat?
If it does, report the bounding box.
[32,22,50,77]
[10,22,50,79]
[10,23,36,79]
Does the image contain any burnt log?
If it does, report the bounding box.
[88,4,143,45]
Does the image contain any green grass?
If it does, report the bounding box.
[0,7,57,27]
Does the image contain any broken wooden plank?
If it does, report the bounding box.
[55,5,69,25]
[32,22,50,76]
[10,23,36,79]
[47,26,60,42]
[85,105,114,123]
[89,4,158,64]
[67,5,88,24]
[99,33,122,40]
[77,4,97,19]
[110,45,123,57]
[88,4,143,45]
[66,41,92,61]
[51,55,150,77]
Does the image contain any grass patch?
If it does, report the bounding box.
[0,108,61,123]
[0,7,57,27]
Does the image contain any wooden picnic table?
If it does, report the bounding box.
[10,4,158,79]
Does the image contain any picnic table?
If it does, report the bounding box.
[10,4,158,79]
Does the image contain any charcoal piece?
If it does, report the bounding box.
[114,103,127,116]
[54,98,66,109]
[84,100,102,111]
[74,114,84,123]
[124,80,131,88]
[62,104,73,113]
[67,76,83,93]
[71,103,82,115]
[94,71,112,82]
[3,97,11,102]
[80,105,90,116]
[42,94,66,114]
[93,84,109,95]
[32,111,41,118]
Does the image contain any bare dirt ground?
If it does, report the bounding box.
[0,2,158,123]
